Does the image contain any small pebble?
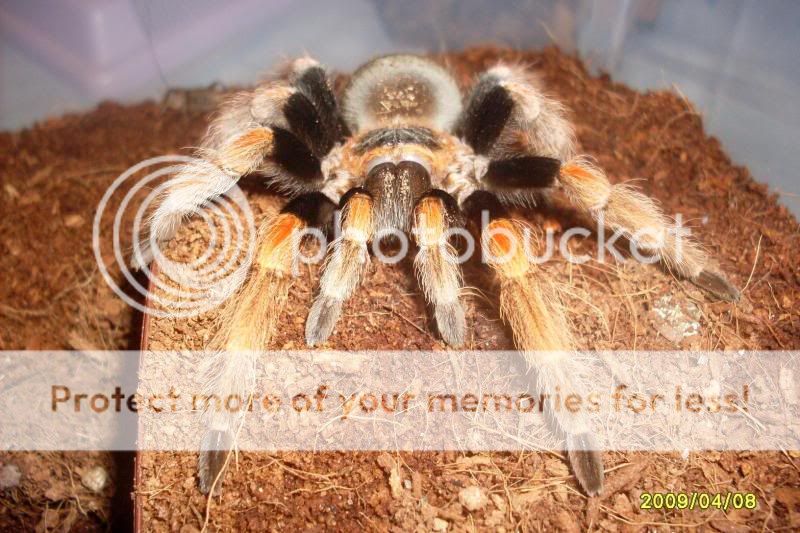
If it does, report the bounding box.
[432,517,449,531]
[0,464,21,490]
[490,493,507,512]
[652,295,701,344]
[63,214,84,228]
[81,466,108,493]
[458,485,487,511]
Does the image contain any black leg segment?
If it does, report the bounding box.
[484,156,561,190]
[460,189,508,222]
[285,66,347,158]
[281,191,337,233]
[458,74,514,155]
[271,127,323,184]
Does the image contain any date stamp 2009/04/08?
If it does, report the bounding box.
[640,492,758,511]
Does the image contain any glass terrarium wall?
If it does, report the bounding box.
[1,0,797,214]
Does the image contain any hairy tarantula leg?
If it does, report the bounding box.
[559,159,740,301]
[412,190,466,347]
[306,189,374,346]
[137,57,345,269]
[133,127,278,269]
[455,64,574,206]
[198,193,335,495]
[462,190,604,496]
[459,64,575,161]
[281,57,348,158]
[199,211,300,495]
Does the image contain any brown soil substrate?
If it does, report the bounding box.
[0,100,208,531]
[1,46,799,531]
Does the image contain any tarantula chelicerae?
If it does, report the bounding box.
[137,54,739,496]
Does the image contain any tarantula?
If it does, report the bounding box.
[136,54,739,497]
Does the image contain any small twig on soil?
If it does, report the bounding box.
[761,318,787,348]
[188,502,204,525]
[260,457,340,483]
[56,459,87,517]
[139,481,176,499]
[381,305,428,337]
[0,303,51,319]
[232,500,288,513]
[61,167,127,182]
[599,502,709,528]
[741,233,763,295]
[358,511,380,530]
[286,483,352,496]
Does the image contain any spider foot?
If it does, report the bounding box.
[198,429,233,496]
[434,301,466,348]
[566,432,604,497]
[305,297,344,347]
[693,270,741,302]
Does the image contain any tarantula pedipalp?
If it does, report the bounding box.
[137,54,739,497]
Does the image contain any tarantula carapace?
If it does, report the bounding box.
[137,54,739,497]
